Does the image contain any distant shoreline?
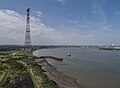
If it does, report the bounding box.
[99,47,120,50]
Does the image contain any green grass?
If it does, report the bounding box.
[0,70,8,88]
[0,50,59,88]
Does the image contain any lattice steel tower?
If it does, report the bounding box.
[25,8,31,46]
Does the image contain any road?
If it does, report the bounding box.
[10,73,34,88]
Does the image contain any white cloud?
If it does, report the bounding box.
[66,20,78,24]
[0,9,119,45]
[92,0,106,23]
[115,11,120,15]
[36,11,42,17]
[91,10,96,14]
[0,9,95,45]
[55,0,65,4]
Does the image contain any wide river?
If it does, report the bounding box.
[33,47,120,88]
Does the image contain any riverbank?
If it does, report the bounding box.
[33,47,120,88]
[35,57,83,88]
[0,49,60,88]
[37,56,63,61]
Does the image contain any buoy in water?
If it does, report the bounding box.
[67,54,71,56]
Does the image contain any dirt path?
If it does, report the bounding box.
[21,73,34,88]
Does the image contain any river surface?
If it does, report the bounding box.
[33,47,120,88]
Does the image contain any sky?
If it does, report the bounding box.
[0,0,120,45]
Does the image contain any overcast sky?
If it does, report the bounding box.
[0,0,120,45]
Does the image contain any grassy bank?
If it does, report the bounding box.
[0,50,60,88]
